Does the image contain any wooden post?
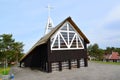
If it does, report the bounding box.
[83,41,88,67]
[84,58,88,67]
[58,61,62,71]
[47,62,52,73]
[45,62,47,72]
[43,62,46,71]
[19,62,21,67]
[41,62,44,70]
[68,60,71,69]
[47,40,52,72]
[77,59,80,68]
[44,62,47,71]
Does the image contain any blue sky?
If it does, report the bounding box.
[0,0,120,53]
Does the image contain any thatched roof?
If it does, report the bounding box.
[20,16,90,62]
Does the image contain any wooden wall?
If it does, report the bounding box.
[48,49,87,62]
[48,40,88,62]
[20,40,88,72]
[22,44,48,68]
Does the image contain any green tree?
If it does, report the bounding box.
[12,42,24,63]
[0,34,24,64]
[105,47,120,55]
[88,43,104,60]
[0,34,14,65]
[97,49,104,60]
[88,43,99,58]
[115,48,120,54]
[105,47,112,54]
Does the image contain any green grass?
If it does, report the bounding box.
[91,60,120,65]
[0,67,10,75]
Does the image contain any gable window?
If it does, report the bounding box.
[51,22,84,50]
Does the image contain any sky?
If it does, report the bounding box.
[0,0,120,53]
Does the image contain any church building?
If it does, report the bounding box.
[20,16,90,72]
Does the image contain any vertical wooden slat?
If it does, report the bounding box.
[47,62,52,73]
[19,62,21,67]
[68,60,71,69]
[84,58,88,67]
[59,61,62,71]
[43,62,46,71]
[77,59,80,68]
[47,40,52,72]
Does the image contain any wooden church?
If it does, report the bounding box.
[20,16,90,72]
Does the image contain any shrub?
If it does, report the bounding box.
[0,67,10,75]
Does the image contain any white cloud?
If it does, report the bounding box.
[100,5,120,48]
[104,5,120,24]
[87,5,120,49]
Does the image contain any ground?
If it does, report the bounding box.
[12,61,120,80]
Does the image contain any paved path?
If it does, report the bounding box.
[14,62,120,80]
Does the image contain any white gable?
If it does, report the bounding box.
[51,21,84,50]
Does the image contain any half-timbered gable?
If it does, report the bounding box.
[51,21,84,50]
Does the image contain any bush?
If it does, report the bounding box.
[0,67,10,75]
[2,70,9,75]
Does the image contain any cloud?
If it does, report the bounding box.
[104,20,120,31]
[101,5,120,48]
[102,5,120,35]
[87,5,120,48]
[103,5,120,25]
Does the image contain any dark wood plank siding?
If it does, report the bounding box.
[24,53,33,67]
[48,49,87,62]
[23,44,48,67]
[47,40,88,62]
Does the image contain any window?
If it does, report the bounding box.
[60,36,67,48]
[52,35,58,48]
[51,22,84,50]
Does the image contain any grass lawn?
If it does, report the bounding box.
[0,67,10,75]
[91,60,120,65]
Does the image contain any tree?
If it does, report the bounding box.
[0,34,24,74]
[0,38,3,61]
[12,42,24,63]
[0,34,24,64]
[88,43,104,60]
[105,47,112,54]
[105,47,120,55]
[88,43,98,58]
[0,34,14,66]
[115,48,120,54]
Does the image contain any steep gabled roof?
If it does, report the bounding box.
[104,52,120,60]
[20,16,90,62]
[109,52,119,59]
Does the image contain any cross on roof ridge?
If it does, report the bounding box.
[46,4,53,17]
